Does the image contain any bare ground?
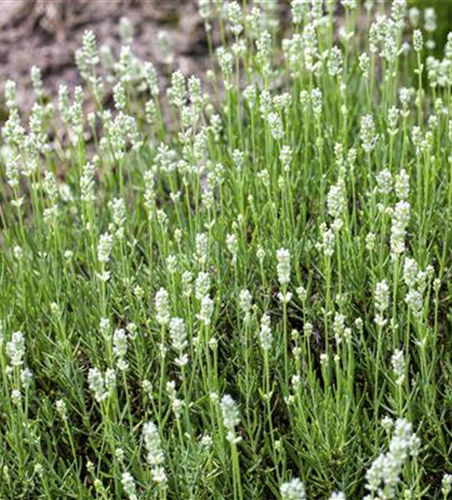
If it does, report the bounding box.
[0,0,211,110]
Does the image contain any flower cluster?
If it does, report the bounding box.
[143,421,167,484]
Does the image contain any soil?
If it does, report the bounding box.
[0,0,211,110]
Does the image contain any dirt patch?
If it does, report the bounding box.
[0,0,211,110]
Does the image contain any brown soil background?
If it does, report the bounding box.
[0,0,211,109]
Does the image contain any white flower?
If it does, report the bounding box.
[121,472,138,500]
[359,53,370,78]
[31,66,43,97]
[333,313,346,343]
[111,198,126,239]
[424,8,437,34]
[195,272,211,300]
[169,317,188,353]
[181,271,193,297]
[142,421,167,485]
[4,80,17,109]
[391,349,406,386]
[413,30,423,53]
[365,419,417,496]
[97,233,113,263]
[377,169,393,196]
[268,112,284,141]
[227,1,243,36]
[113,82,126,111]
[318,223,335,257]
[55,399,67,419]
[278,291,293,304]
[80,162,95,203]
[196,232,209,265]
[113,329,128,371]
[390,201,411,260]
[360,114,377,153]
[81,30,99,67]
[258,314,272,351]
[6,331,25,367]
[151,466,167,484]
[296,286,307,302]
[198,295,214,325]
[405,288,423,319]
[11,389,21,406]
[143,421,166,471]
[280,145,292,172]
[442,474,452,496]
[391,0,406,30]
[239,289,252,317]
[220,394,241,443]
[88,367,108,403]
[155,288,170,326]
[327,46,343,77]
[329,493,346,500]
[280,478,306,500]
[277,248,291,286]
[291,0,307,24]
[327,180,346,223]
[395,169,410,200]
[403,258,419,288]
[409,7,420,27]
[375,281,389,327]
[21,368,33,389]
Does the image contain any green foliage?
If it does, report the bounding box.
[1,1,452,499]
[409,0,452,53]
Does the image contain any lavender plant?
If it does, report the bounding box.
[1,1,452,499]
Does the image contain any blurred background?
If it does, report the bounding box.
[409,0,452,52]
[0,0,210,110]
[0,0,451,109]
